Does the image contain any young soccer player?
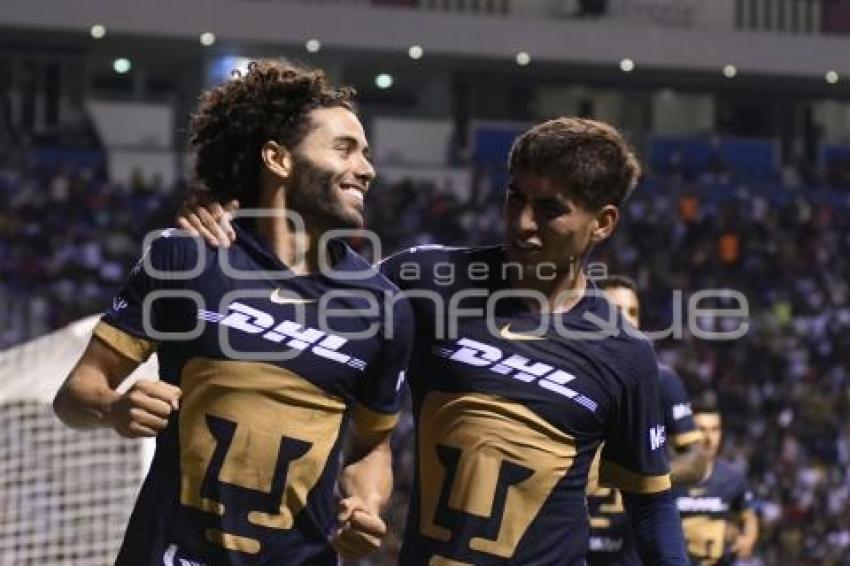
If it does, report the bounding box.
[54,60,414,565]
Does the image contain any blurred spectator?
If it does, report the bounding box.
[0,155,181,347]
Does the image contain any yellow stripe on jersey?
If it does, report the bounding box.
[682,516,726,560]
[93,321,157,363]
[418,391,577,559]
[673,430,703,449]
[351,403,399,434]
[178,358,346,553]
[599,459,671,494]
[205,529,261,554]
[586,444,604,495]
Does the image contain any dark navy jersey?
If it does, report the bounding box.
[95,220,413,566]
[586,483,638,565]
[379,245,670,565]
[672,459,755,565]
[659,365,700,450]
[587,365,700,565]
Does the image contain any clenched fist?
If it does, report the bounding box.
[331,497,387,559]
[108,379,181,438]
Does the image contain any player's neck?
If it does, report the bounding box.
[511,267,587,313]
[255,188,324,276]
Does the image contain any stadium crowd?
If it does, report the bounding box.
[0,156,179,348]
[4,147,850,563]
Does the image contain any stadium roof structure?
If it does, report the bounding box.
[3,0,850,81]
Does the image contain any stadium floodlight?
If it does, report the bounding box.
[90,25,106,39]
[408,45,424,60]
[200,32,216,47]
[306,39,321,53]
[113,58,131,74]
[826,70,839,84]
[375,73,393,89]
[620,58,635,72]
[723,64,737,79]
[516,52,531,66]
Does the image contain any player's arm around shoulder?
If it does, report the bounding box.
[175,191,239,248]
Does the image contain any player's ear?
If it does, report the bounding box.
[590,205,619,243]
[261,141,294,180]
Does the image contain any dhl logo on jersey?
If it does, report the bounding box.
[198,301,367,371]
[676,496,728,513]
[433,337,599,413]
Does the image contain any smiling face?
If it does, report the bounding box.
[502,172,618,275]
[286,106,375,231]
[502,118,640,281]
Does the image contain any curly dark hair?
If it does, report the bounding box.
[508,117,641,211]
[189,59,356,206]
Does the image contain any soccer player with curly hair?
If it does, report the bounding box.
[54,60,414,565]
[184,117,690,563]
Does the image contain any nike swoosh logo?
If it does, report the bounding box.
[270,289,317,305]
[499,324,545,341]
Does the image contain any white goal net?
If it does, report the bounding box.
[0,316,157,565]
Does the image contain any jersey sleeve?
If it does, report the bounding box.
[731,472,756,514]
[378,245,449,290]
[95,230,201,363]
[658,366,701,450]
[600,341,672,494]
[377,249,407,288]
[350,291,415,434]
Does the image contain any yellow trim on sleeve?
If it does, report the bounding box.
[351,403,398,433]
[599,459,671,494]
[585,444,604,495]
[673,430,703,449]
[93,321,157,363]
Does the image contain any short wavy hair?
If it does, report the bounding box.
[189,59,355,205]
[508,117,641,211]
